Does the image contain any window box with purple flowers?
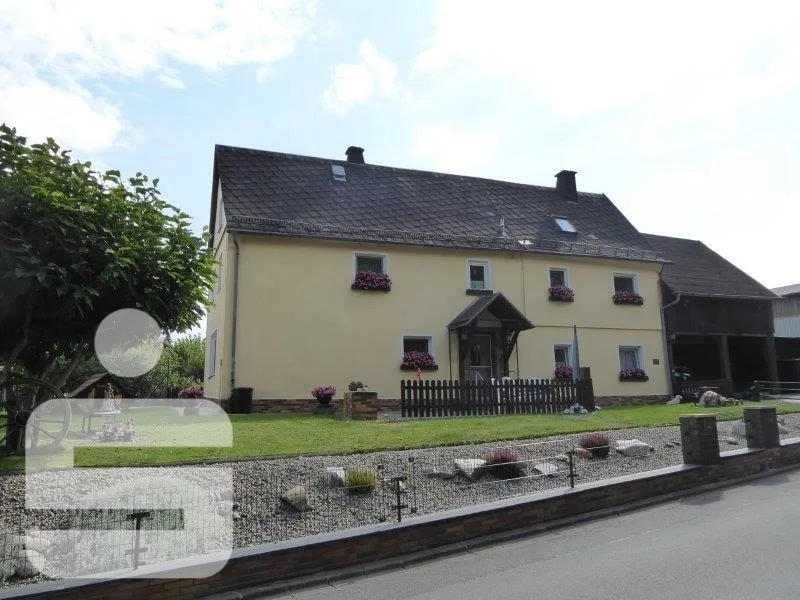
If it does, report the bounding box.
[554,363,573,379]
[548,285,575,302]
[352,270,392,292]
[619,368,649,382]
[400,351,438,371]
[612,290,643,305]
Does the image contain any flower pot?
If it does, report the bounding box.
[317,396,333,406]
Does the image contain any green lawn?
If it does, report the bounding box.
[1,401,799,472]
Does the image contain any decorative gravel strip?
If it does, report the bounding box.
[3,413,800,588]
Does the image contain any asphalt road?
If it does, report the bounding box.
[271,470,800,600]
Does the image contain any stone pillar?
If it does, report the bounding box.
[343,391,378,420]
[680,414,720,465]
[743,407,780,449]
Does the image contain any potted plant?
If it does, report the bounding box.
[352,271,392,292]
[178,385,204,414]
[619,368,649,382]
[554,363,573,380]
[400,351,438,371]
[312,384,336,405]
[548,285,575,302]
[612,290,644,305]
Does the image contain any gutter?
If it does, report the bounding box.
[230,235,241,392]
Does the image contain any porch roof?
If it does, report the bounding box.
[447,292,534,331]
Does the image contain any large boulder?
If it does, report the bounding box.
[614,439,653,457]
[281,486,312,512]
[454,458,486,481]
[324,467,346,487]
[666,395,682,405]
[14,549,41,579]
[532,462,559,477]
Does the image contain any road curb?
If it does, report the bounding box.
[201,463,800,599]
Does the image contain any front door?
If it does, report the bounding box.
[467,334,493,382]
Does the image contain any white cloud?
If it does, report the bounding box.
[414,1,800,119]
[407,1,800,289]
[156,69,186,90]
[323,40,399,115]
[0,0,318,151]
[0,67,125,153]
[410,123,499,174]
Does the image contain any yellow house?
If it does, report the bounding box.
[204,145,670,408]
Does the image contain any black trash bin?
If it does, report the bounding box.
[230,387,253,414]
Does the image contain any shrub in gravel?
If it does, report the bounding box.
[579,432,610,459]
[485,448,525,479]
[345,468,377,493]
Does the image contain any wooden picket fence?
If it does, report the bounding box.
[400,378,595,418]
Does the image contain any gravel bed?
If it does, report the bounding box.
[3,413,800,588]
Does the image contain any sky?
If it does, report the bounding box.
[2,0,799,337]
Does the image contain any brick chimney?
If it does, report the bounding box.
[555,170,577,200]
[346,146,365,164]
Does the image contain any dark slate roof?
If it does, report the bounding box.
[643,234,777,300]
[447,293,534,331]
[772,283,800,297]
[67,373,110,398]
[210,145,665,263]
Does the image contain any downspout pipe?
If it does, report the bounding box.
[230,235,241,393]
[659,278,681,397]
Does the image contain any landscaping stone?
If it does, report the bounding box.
[382,478,406,493]
[532,463,559,476]
[454,459,486,481]
[725,437,740,445]
[281,486,311,512]
[554,454,570,463]
[666,395,682,405]
[14,549,41,578]
[23,536,51,554]
[614,440,653,457]
[778,419,790,434]
[576,447,592,459]
[324,467,346,487]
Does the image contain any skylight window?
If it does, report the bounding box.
[332,165,346,181]
[555,218,576,233]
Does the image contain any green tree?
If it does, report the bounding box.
[0,124,215,452]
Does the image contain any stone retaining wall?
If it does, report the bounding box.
[595,395,670,407]
[213,397,400,414]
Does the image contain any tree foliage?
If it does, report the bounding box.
[0,124,215,374]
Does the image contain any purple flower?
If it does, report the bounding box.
[548,285,575,302]
[177,385,204,399]
[352,270,392,291]
[612,290,644,305]
[554,363,573,379]
[312,385,336,399]
[401,351,437,369]
[619,368,648,381]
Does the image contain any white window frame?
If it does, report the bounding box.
[401,334,435,359]
[618,345,645,371]
[353,251,389,277]
[466,259,491,291]
[208,330,218,378]
[612,272,639,295]
[548,266,570,288]
[553,343,574,369]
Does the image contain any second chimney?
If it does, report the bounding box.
[346,146,365,164]
[555,170,577,200]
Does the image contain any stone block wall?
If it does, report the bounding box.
[594,395,670,407]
